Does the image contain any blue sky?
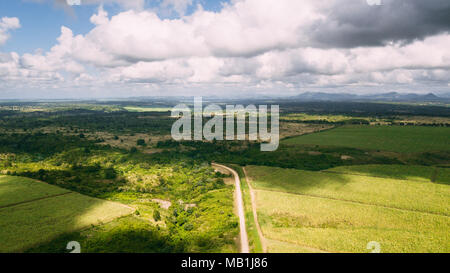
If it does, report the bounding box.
[1,1,95,54]
[0,0,449,99]
[0,0,228,54]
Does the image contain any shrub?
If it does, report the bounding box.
[183,223,193,231]
[102,168,117,180]
[137,139,146,146]
[153,210,161,221]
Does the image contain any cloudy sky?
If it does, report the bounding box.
[0,0,449,98]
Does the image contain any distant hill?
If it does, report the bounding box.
[289,92,449,103]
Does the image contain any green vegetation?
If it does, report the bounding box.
[6,149,239,252]
[0,107,174,135]
[136,139,146,146]
[26,216,182,253]
[283,125,450,153]
[153,209,161,221]
[328,164,450,185]
[228,164,263,253]
[124,106,172,112]
[1,100,449,253]
[29,186,238,253]
[281,113,371,124]
[278,101,450,118]
[0,175,69,207]
[245,165,450,252]
[246,166,450,216]
[158,123,450,171]
[157,139,416,171]
[0,177,133,253]
[257,190,449,253]
[265,239,322,253]
[0,127,238,252]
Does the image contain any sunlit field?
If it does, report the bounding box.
[283,125,450,153]
[256,189,449,253]
[1,0,450,260]
[0,175,70,207]
[0,102,448,253]
[246,166,450,252]
[0,176,133,253]
[328,164,450,185]
[245,166,450,215]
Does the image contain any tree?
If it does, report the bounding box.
[102,167,117,180]
[137,139,146,146]
[153,209,161,221]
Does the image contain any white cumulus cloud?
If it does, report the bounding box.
[0,17,21,46]
[1,0,450,97]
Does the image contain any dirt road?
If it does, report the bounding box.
[242,167,267,253]
[212,163,249,253]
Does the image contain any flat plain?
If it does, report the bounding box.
[0,176,133,252]
[283,125,450,153]
[245,164,450,253]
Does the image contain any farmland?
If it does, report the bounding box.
[245,165,450,252]
[283,125,450,153]
[0,175,70,207]
[123,106,172,112]
[2,0,450,259]
[245,165,450,215]
[244,123,449,253]
[328,164,450,184]
[256,190,449,253]
[0,176,133,252]
[0,100,449,253]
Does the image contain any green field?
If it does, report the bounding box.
[124,106,172,112]
[283,125,450,153]
[1,102,449,253]
[257,190,449,253]
[25,216,183,253]
[245,165,450,253]
[246,165,450,216]
[328,165,450,185]
[0,176,70,207]
[0,176,133,252]
[265,238,325,253]
[281,113,371,123]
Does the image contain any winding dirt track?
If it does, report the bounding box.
[212,163,249,253]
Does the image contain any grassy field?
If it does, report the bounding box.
[25,216,182,253]
[265,239,325,253]
[328,164,450,185]
[1,103,449,253]
[0,176,133,252]
[256,190,449,253]
[27,187,239,253]
[281,113,371,123]
[283,125,450,153]
[245,165,450,253]
[0,175,70,207]
[245,166,450,216]
[124,106,172,112]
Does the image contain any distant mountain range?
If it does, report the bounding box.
[3,92,449,104]
[288,92,450,103]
